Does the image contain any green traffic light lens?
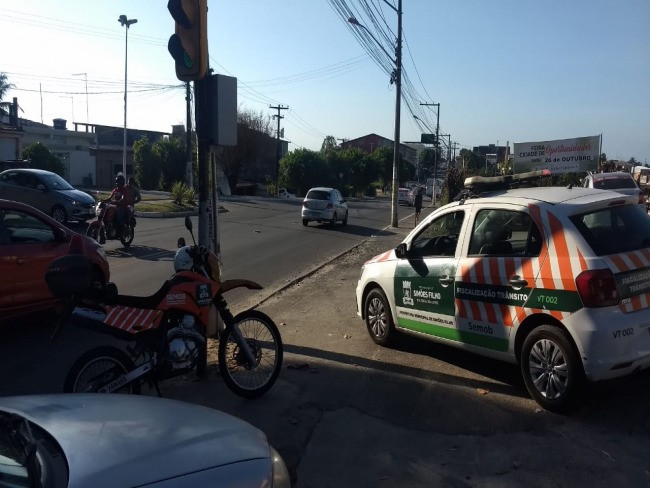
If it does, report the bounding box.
[183,52,194,69]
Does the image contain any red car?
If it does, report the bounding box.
[0,199,110,325]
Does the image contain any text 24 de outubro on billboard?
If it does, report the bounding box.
[513,135,601,174]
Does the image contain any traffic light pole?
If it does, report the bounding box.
[194,76,210,247]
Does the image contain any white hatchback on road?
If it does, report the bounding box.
[356,173,650,412]
[301,187,348,227]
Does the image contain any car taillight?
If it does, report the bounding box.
[302,202,308,207]
[326,203,333,209]
[575,269,620,307]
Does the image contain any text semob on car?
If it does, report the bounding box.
[0,394,290,488]
[356,171,650,412]
[0,168,96,224]
[301,187,348,227]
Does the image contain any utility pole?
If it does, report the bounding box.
[185,81,193,188]
[452,142,459,165]
[270,104,288,198]
[420,102,440,206]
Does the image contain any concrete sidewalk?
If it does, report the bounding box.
[159,219,650,488]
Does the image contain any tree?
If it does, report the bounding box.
[22,142,65,175]
[320,135,338,152]
[280,148,326,196]
[0,73,15,115]
[153,137,185,191]
[133,137,157,190]
[371,147,394,189]
[219,108,274,193]
[133,136,186,191]
[458,149,481,174]
[628,157,638,166]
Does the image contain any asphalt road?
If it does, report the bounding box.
[1,196,649,486]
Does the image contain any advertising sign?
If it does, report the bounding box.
[513,135,600,174]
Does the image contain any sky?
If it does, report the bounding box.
[2,0,649,163]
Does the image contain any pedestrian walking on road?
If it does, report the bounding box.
[414,187,423,226]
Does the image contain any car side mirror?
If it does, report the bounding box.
[395,243,408,259]
[36,184,47,191]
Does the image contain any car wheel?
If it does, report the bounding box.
[364,288,396,346]
[520,325,585,413]
[330,213,337,228]
[51,205,67,224]
[302,219,308,226]
[342,211,348,225]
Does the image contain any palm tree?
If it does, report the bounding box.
[0,73,15,115]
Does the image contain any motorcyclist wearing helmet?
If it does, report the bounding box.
[105,173,128,232]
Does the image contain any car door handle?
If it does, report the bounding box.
[439,275,453,287]
[509,276,528,288]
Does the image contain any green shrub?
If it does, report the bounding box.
[184,186,197,205]
[171,181,186,205]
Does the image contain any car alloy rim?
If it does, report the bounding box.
[528,338,568,400]
[368,297,388,338]
[54,209,65,222]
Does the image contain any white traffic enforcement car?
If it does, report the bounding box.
[356,173,650,412]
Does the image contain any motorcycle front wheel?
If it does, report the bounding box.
[64,346,140,394]
[218,310,283,398]
[120,224,134,248]
[86,224,99,242]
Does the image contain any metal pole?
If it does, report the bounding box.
[84,73,89,124]
[390,0,402,228]
[123,24,128,177]
[195,77,209,247]
[186,81,193,188]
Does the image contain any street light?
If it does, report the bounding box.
[348,1,402,228]
[118,15,138,178]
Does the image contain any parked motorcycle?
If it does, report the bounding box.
[86,200,135,248]
[45,216,283,398]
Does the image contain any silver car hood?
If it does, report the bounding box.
[0,394,271,488]
[58,189,96,204]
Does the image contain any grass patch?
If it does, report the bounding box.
[136,201,195,213]
[93,191,167,202]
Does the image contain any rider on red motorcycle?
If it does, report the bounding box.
[104,173,129,232]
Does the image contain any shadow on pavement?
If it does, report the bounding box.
[105,245,176,261]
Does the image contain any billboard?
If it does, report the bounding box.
[513,135,600,174]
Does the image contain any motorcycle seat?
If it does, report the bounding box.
[113,281,172,309]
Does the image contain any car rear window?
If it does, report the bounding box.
[569,204,650,256]
[306,190,331,200]
[593,177,637,190]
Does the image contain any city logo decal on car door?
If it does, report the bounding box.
[394,261,457,340]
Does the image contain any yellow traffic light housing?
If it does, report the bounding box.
[168,0,207,81]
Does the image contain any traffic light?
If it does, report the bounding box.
[168,0,207,81]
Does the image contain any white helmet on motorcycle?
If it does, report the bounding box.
[174,246,193,272]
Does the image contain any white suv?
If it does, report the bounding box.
[356,173,650,412]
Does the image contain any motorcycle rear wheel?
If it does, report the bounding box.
[218,310,283,398]
[64,346,140,394]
